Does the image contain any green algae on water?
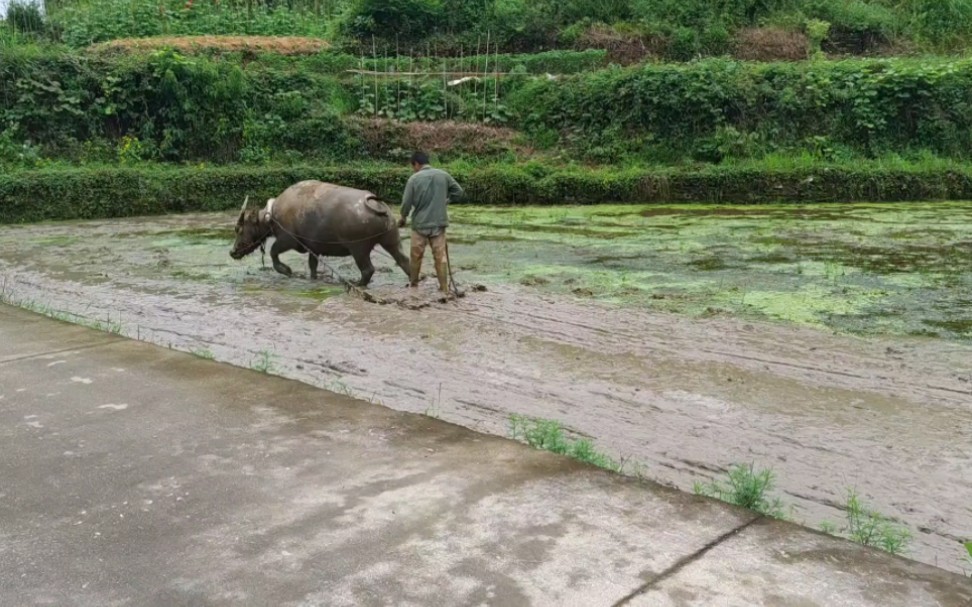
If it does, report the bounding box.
[449,202,972,341]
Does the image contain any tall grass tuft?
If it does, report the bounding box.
[820,490,912,556]
[694,463,789,519]
[509,414,620,471]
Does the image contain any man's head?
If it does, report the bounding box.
[410,151,429,173]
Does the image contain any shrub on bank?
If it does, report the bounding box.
[4,47,972,167]
[3,162,971,223]
[511,57,972,161]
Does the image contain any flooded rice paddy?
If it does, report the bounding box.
[452,203,972,340]
[2,202,971,573]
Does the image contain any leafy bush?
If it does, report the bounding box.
[805,18,831,58]
[5,47,972,166]
[0,127,43,167]
[511,58,972,161]
[0,47,356,162]
[882,0,972,51]
[340,0,442,44]
[804,0,898,54]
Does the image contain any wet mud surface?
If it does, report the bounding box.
[2,204,971,573]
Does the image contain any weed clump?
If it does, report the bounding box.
[509,414,619,471]
[249,350,276,374]
[820,490,911,556]
[693,463,788,519]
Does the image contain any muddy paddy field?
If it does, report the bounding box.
[2,202,971,572]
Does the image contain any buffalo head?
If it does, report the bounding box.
[229,196,273,260]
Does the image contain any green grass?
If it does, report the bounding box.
[423,383,444,418]
[820,490,912,556]
[326,378,356,397]
[6,161,972,225]
[696,466,912,556]
[0,288,124,335]
[249,349,276,374]
[190,347,215,360]
[964,541,972,576]
[50,0,335,47]
[693,463,789,519]
[509,414,620,472]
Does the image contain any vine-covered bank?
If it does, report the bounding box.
[3,48,972,165]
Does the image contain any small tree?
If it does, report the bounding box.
[342,0,444,44]
[5,0,47,38]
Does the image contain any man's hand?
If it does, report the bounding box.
[398,216,407,228]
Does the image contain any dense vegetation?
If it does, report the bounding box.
[2,46,971,166]
[4,0,972,215]
[7,0,972,57]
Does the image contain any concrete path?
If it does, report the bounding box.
[1,304,969,607]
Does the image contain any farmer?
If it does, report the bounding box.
[399,151,464,293]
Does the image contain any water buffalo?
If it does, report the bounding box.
[229,180,411,286]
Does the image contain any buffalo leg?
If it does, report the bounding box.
[308,253,319,280]
[351,248,375,287]
[381,241,411,279]
[270,240,293,277]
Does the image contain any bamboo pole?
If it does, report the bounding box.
[442,43,448,120]
[372,36,378,119]
[396,35,401,121]
[344,70,520,78]
[383,42,389,119]
[474,35,481,110]
[482,30,490,122]
[494,41,500,118]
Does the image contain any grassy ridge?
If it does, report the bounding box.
[3,161,971,223]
